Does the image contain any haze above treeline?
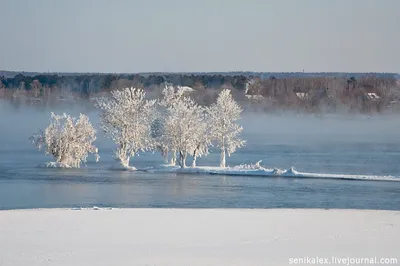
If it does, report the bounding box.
[1,70,398,79]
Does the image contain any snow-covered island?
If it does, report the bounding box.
[31,86,245,170]
[0,208,399,266]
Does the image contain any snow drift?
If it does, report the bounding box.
[144,163,399,182]
[108,162,137,171]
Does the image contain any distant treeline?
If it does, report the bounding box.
[0,72,399,113]
[0,73,249,95]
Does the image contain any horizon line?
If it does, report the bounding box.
[1,70,398,75]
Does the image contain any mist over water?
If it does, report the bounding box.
[1,103,400,173]
[0,103,400,210]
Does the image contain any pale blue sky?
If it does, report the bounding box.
[0,0,399,73]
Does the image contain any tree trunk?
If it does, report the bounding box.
[179,151,187,168]
[192,148,198,167]
[59,157,71,167]
[220,147,226,168]
[119,156,130,168]
[170,150,176,165]
[116,144,130,168]
[192,156,197,168]
[161,147,168,163]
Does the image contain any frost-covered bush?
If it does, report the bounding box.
[30,112,99,168]
[208,89,245,167]
[95,87,156,168]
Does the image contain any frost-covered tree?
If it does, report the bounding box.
[164,96,205,168]
[160,85,185,108]
[157,85,211,167]
[151,117,169,163]
[190,113,212,167]
[30,112,99,168]
[157,85,186,165]
[208,89,245,168]
[95,87,156,168]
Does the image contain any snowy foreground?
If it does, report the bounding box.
[142,164,400,182]
[1,208,399,266]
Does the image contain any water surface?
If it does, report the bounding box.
[1,111,399,210]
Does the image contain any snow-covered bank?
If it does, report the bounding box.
[38,162,73,168]
[38,161,400,182]
[0,208,399,266]
[144,164,400,182]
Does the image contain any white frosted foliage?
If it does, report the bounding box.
[164,96,205,168]
[151,117,169,163]
[156,86,187,165]
[95,87,156,168]
[160,85,185,108]
[30,112,99,168]
[208,89,245,167]
[190,112,211,168]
